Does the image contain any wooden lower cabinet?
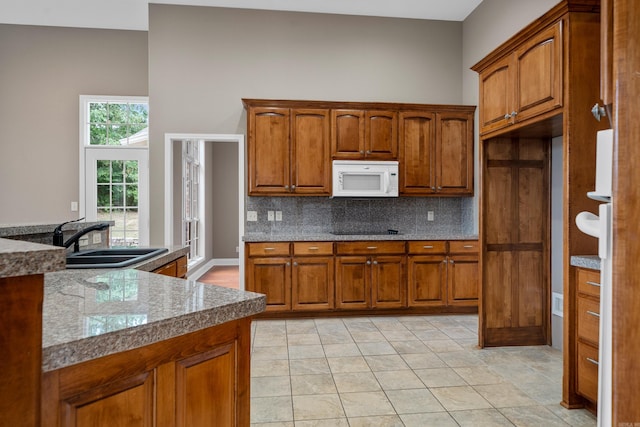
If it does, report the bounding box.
[247,240,477,316]
[573,267,601,409]
[42,317,251,427]
[153,255,188,278]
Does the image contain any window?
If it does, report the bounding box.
[80,96,149,247]
[182,139,203,263]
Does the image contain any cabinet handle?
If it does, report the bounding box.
[591,103,607,121]
[463,245,474,249]
[586,357,599,366]
[367,260,371,265]
[586,281,601,287]
[264,247,275,251]
[308,246,319,250]
[587,310,600,318]
[423,245,434,249]
[367,246,378,250]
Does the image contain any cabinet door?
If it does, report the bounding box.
[478,55,513,134]
[331,109,365,159]
[407,255,446,307]
[398,111,436,194]
[174,343,236,427]
[365,110,398,159]
[436,112,474,195]
[371,255,406,309]
[292,256,335,311]
[447,255,478,306]
[246,257,291,312]
[335,256,369,309]
[248,107,290,194]
[59,372,155,427]
[291,109,331,195]
[513,21,563,123]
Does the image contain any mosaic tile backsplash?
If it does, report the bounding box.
[246,197,475,236]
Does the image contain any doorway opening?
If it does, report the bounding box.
[164,133,245,289]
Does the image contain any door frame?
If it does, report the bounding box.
[164,133,245,289]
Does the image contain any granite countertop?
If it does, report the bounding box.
[0,238,66,278]
[43,266,265,372]
[243,232,478,242]
[571,255,601,271]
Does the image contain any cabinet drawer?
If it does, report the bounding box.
[577,268,601,298]
[407,241,447,255]
[176,256,188,278]
[335,241,405,255]
[154,261,177,277]
[577,296,600,345]
[247,242,290,257]
[449,240,479,254]
[293,242,333,256]
[577,342,599,403]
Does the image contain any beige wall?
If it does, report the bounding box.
[148,5,464,244]
[0,24,148,224]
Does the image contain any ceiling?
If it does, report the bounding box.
[0,0,484,31]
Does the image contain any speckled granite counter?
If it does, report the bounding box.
[243,232,478,242]
[0,238,65,277]
[571,255,601,271]
[42,267,265,371]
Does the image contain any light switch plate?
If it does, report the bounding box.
[427,211,434,221]
[268,211,275,221]
[92,233,102,244]
[247,211,258,222]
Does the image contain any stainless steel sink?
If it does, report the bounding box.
[65,247,169,269]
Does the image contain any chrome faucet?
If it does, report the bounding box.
[53,218,110,252]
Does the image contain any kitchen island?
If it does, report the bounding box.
[0,237,265,426]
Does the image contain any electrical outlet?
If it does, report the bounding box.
[276,211,282,221]
[92,233,102,244]
[235,246,239,253]
[427,211,434,221]
[71,201,78,212]
[268,211,275,221]
[247,211,258,222]
[79,236,89,247]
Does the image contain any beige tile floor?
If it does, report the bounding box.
[250,314,597,427]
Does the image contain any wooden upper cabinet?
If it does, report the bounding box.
[399,109,474,196]
[332,109,398,160]
[513,21,563,123]
[247,105,330,195]
[475,21,563,135]
[331,109,365,159]
[291,109,331,194]
[248,107,290,194]
[399,111,436,194]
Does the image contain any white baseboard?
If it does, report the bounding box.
[188,258,239,281]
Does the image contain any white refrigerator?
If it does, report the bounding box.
[575,128,613,427]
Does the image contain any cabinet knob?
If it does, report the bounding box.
[591,103,607,121]
[360,150,364,154]
[284,185,289,190]
[504,113,511,119]
[366,150,371,154]
[286,262,291,266]
[366,260,371,265]
[431,186,436,191]
[437,186,442,190]
[291,185,296,190]
[449,260,454,264]
[373,260,378,265]
[293,262,298,266]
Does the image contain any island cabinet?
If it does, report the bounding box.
[335,241,406,310]
[407,240,478,308]
[245,104,331,196]
[41,317,252,427]
[477,21,562,136]
[399,110,474,196]
[331,109,398,160]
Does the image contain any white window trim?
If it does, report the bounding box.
[79,95,149,240]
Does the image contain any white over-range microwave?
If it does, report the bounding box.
[332,160,399,198]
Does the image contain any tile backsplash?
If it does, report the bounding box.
[246,197,475,235]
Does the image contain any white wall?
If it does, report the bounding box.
[0,24,147,225]
[148,4,465,245]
